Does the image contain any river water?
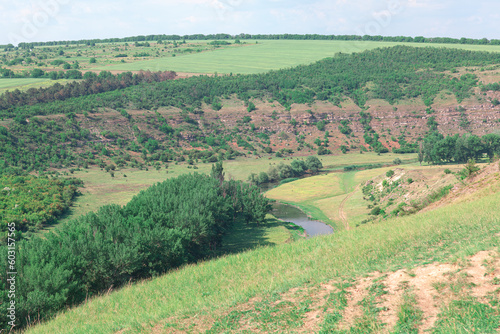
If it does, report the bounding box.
[271,202,334,237]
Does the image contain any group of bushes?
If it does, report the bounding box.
[0,175,82,240]
[248,156,323,185]
[0,170,271,330]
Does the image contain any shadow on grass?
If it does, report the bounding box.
[217,217,301,256]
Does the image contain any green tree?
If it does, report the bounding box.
[306,156,323,173]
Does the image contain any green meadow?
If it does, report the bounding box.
[98,40,500,74]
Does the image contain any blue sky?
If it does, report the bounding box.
[1,0,499,45]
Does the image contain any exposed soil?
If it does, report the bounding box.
[148,250,500,333]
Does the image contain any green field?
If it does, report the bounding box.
[0,78,74,94]
[0,78,47,93]
[99,40,500,74]
[26,165,500,333]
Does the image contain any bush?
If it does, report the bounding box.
[370,206,384,215]
[386,170,395,177]
[393,158,402,165]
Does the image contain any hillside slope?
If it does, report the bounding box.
[25,162,500,333]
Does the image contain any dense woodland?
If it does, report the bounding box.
[0,167,271,330]
[5,33,500,49]
[422,132,500,164]
[0,175,81,239]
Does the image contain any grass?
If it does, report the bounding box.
[265,173,344,203]
[266,162,464,230]
[25,174,500,334]
[0,78,60,94]
[216,215,296,256]
[393,287,423,334]
[98,40,500,74]
[432,298,500,333]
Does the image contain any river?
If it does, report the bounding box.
[271,202,334,237]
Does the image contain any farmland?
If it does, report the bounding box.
[100,39,500,74]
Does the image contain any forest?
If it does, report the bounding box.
[0,166,271,330]
[1,46,500,176]
[422,132,500,164]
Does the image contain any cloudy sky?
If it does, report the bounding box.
[1,0,499,45]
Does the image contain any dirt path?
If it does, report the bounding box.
[339,186,358,230]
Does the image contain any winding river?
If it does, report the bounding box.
[271,202,334,237]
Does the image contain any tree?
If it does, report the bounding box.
[258,172,269,184]
[291,160,307,176]
[463,159,480,177]
[247,101,256,112]
[418,141,424,165]
[210,161,224,184]
[306,156,322,173]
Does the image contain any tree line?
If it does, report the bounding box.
[422,132,500,164]
[9,33,500,49]
[0,70,176,112]
[0,167,271,330]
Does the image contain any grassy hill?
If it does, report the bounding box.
[24,162,500,333]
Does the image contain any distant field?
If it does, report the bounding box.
[99,40,500,74]
[0,78,73,94]
[0,78,47,93]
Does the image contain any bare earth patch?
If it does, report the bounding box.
[150,250,500,333]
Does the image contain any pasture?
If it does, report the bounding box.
[266,163,465,230]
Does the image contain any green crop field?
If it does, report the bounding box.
[0,78,74,94]
[0,78,48,93]
[99,40,500,74]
